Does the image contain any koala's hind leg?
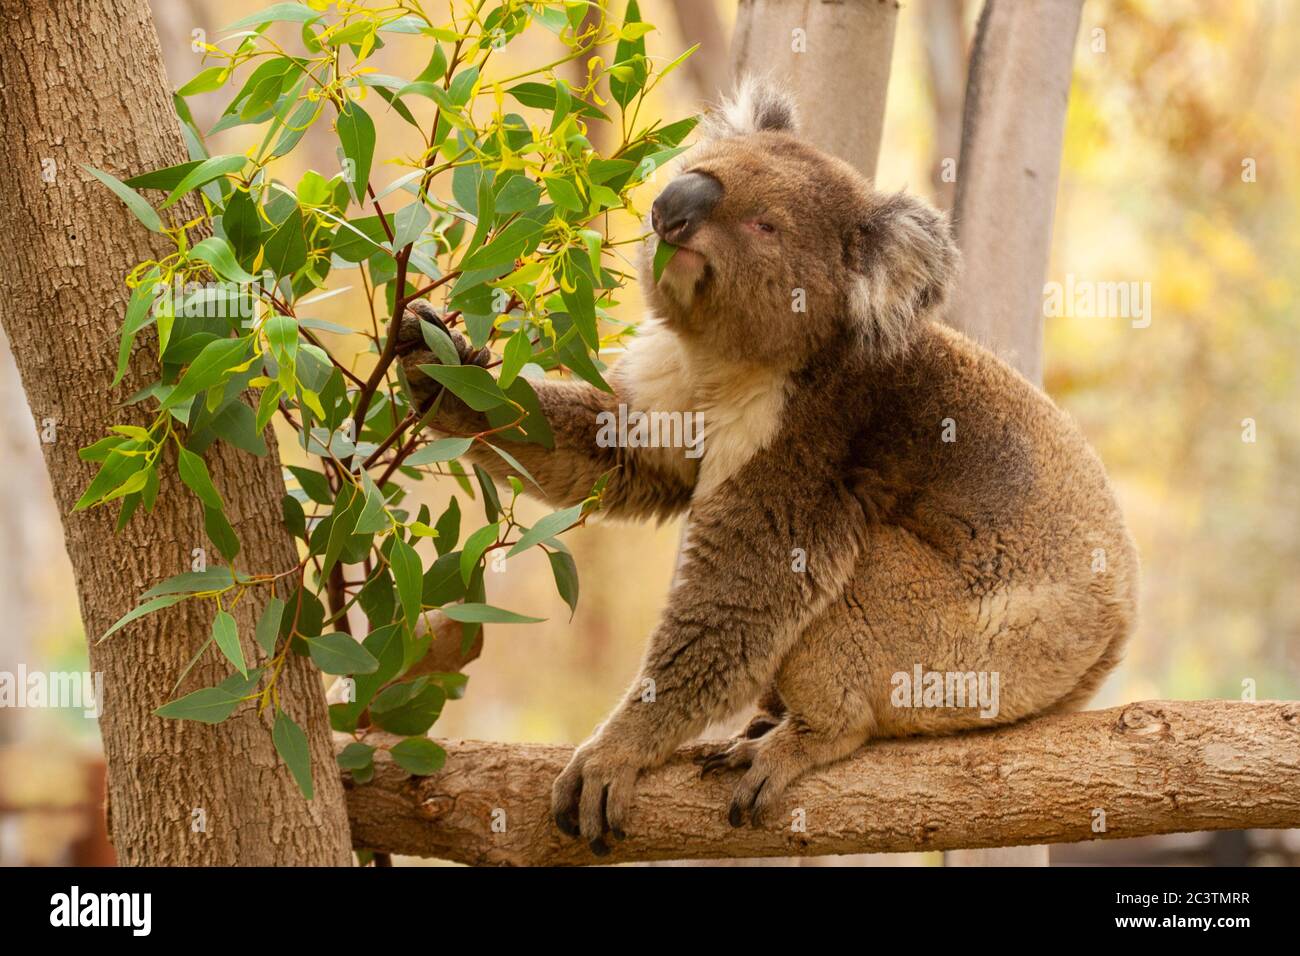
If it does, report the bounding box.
[719,616,880,827]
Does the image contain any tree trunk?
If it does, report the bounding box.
[0,0,351,865]
[730,0,899,181]
[945,0,1084,385]
[920,0,967,209]
[343,700,1300,865]
[941,0,1085,868]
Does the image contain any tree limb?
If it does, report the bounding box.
[340,699,1300,865]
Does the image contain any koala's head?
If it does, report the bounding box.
[641,77,959,370]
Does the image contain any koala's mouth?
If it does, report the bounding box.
[661,245,709,283]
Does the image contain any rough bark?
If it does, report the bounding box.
[945,0,1084,384]
[730,0,899,180]
[0,0,351,865]
[342,700,1300,865]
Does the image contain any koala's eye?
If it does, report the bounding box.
[745,220,777,235]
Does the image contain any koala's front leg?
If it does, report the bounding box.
[551,474,865,853]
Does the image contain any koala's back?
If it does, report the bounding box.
[798,320,1140,733]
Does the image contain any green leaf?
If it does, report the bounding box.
[222,189,262,261]
[609,0,648,108]
[75,447,147,511]
[440,603,544,625]
[370,678,444,736]
[392,200,431,250]
[176,66,228,97]
[205,504,241,561]
[191,236,257,284]
[354,470,390,535]
[140,567,236,600]
[114,279,163,387]
[505,82,605,120]
[433,497,461,556]
[287,463,330,503]
[125,159,204,191]
[273,709,314,799]
[390,535,423,630]
[162,154,247,209]
[337,741,375,772]
[459,521,500,584]
[494,174,542,214]
[508,503,585,557]
[405,436,473,466]
[224,2,323,31]
[561,269,599,350]
[498,331,531,389]
[418,318,461,366]
[264,207,308,278]
[308,631,380,675]
[255,596,286,655]
[320,483,361,576]
[337,100,376,201]
[390,737,446,776]
[161,337,251,410]
[417,364,508,412]
[155,685,241,723]
[357,568,396,628]
[447,65,479,106]
[83,165,163,232]
[548,549,580,616]
[177,445,224,510]
[653,238,677,282]
[458,217,546,272]
[544,175,583,213]
[98,593,185,642]
[329,213,393,261]
[211,609,246,677]
[422,551,466,606]
[473,463,501,522]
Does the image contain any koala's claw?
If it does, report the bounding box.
[397,300,490,367]
[554,810,580,839]
[695,737,758,778]
[551,741,643,854]
[728,777,770,829]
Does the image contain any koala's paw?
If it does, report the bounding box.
[722,720,856,829]
[397,300,490,366]
[551,736,647,856]
[694,736,760,777]
[397,301,494,417]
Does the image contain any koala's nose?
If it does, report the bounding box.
[651,172,722,245]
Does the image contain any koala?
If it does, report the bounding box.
[397,78,1138,855]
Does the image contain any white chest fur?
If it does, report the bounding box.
[615,320,789,497]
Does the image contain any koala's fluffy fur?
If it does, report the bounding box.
[399,78,1139,853]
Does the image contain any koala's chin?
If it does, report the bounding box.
[657,253,709,309]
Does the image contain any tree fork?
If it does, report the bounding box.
[341,700,1300,865]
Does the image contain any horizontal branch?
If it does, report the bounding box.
[340,699,1300,866]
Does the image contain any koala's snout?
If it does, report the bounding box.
[651,172,722,246]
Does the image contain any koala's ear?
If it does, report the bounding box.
[700,75,799,140]
[844,192,959,358]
